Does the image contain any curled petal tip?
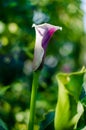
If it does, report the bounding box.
[32,24,36,28]
[58,26,62,31]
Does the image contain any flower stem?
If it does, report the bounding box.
[28,71,40,130]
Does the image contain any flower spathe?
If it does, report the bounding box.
[32,23,62,71]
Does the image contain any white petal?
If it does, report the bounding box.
[32,26,44,71]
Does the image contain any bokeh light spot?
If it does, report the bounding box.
[1,36,8,46]
[8,23,18,33]
[0,21,5,33]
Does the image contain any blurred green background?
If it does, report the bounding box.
[0,0,86,130]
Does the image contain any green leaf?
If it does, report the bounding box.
[39,111,55,130]
[54,68,86,130]
[0,119,8,130]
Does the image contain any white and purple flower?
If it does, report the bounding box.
[32,23,62,71]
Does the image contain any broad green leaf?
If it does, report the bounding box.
[54,68,86,130]
[39,111,55,130]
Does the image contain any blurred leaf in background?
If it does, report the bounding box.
[0,119,8,130]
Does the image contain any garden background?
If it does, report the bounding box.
[0,0,86,130]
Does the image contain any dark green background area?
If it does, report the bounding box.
[0,0,86,130]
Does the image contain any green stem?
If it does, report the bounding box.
[28,71,40,130]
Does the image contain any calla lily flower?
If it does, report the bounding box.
[32,23,62,71]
